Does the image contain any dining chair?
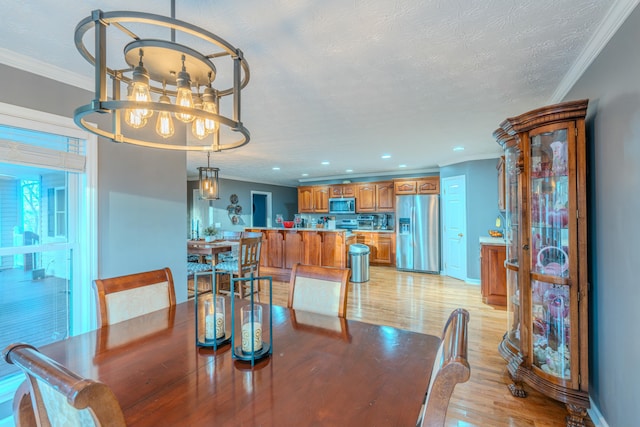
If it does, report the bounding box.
[416,308,470,427]
[2,343,126,427]
[93,267,176,327]
[215,236,262,299]
[287,263,350,318]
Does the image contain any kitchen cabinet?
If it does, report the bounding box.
[355,232,395,266]
[298,186,329,213]
[480,241,507,305]
[494,99,590,426]
[329,184,355,198]
[246,228,350,281]
[394,176,439,195]
[356,181,394,213]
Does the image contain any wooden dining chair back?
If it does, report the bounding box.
[215,236,262,298]
[287,263,350,318]
[93,267,176,327]
[416,308,470,427]
[3,343,126,427]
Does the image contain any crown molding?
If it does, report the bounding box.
[0,47,93,92]
[550,0,640,102]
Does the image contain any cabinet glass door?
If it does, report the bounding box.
[504,144,521,350]
[529,127,572,380]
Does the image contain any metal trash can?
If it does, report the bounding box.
[349,244,370,283]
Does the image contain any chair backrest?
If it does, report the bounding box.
[417,308,470,427]
[221,230,242,241]
[237,236,262,274]
[287,263,350,318]
[93,267,176,327]
[2,343,126,427]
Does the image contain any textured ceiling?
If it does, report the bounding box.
[0,0,636,187]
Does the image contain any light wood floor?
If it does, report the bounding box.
[264,266,593,427]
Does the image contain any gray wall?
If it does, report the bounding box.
[440,158,502,281]
[564,6,640,425]
[187,177,298,230]
[0,63,189,304]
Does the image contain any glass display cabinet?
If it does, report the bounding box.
[495,100,590,427]
[494,129,524,396]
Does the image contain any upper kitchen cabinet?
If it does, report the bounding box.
[356,181,394,213]
[394,176,440,195]
[329,184,355,198]
[495,99,590,426]
[298,186,329,213]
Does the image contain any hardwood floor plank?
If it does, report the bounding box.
[264,266,593,427]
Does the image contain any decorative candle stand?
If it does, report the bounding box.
[230,274,273,366]
[194,271,230,350]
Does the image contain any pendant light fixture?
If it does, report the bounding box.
[73,2,250,151]
[199,152,220,200]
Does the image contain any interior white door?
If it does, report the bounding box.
[442,175,467,281]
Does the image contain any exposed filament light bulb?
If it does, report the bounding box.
[124,84,147,129]
[131,49,152,119]
[155,83,175,138]
[202,85,218,134]
[191,88,208,140]
[175,55,195,123]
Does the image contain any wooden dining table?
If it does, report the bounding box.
[187,239,237,264]
[37,299,441,426]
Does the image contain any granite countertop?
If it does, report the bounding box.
[247,227,395,233]
[479,236,506,245]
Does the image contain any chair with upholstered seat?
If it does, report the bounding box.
[416,308,470,427]
[3,343,126,426]
[287,263,350,318]
[93,267,176,327]
[215,236,262,299]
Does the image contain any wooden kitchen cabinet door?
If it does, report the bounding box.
[416,177,439,194]
[313,186,330,213]
[376,182,395,212]
[298,187,314,213]
[356,184,376,212]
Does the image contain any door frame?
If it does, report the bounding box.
[441,174,467,281]
[250,191,272,228]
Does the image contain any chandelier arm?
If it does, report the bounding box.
[74,102,250,151]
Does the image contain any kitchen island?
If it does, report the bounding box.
[245,227,355,281]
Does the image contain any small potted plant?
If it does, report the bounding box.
[203,226,219,242]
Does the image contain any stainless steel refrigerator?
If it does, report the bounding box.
[396,194,440,273]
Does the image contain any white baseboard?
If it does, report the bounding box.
[588,398,609,427]
[465,278,480,285]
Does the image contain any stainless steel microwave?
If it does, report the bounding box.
[328,197,356,214]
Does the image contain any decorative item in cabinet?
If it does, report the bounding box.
[495,99,590,426]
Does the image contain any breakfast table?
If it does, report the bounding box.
[36,299,440,426]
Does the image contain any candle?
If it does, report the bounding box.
[205,312,225,340]
[241,322,263,352]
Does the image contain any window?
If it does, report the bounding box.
[0,103,97,423]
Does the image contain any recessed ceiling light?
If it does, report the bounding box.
[321,161,330,165]
[301,173,309,177]
[381,154,391,159]
[345,169,353,173]
[272,167,280,171]
[398,164,407,168]
[452,146,465,152]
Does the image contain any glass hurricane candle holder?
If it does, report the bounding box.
[230,274,273,366]
[194,271,230,349]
